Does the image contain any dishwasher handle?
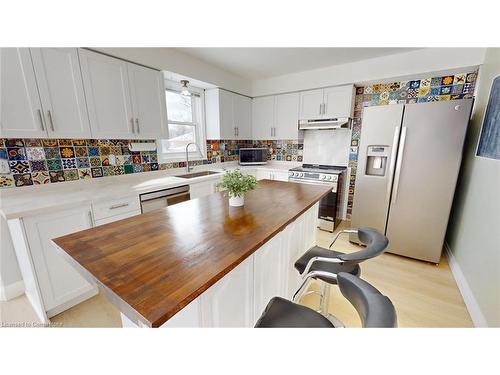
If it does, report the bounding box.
[139,185,190,202]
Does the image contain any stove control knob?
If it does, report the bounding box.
[320,175,326,180]
[299,172,304,177]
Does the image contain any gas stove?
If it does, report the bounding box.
[288,164,347,232]
[288,164,347,185]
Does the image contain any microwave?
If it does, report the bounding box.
[239,148,268,165]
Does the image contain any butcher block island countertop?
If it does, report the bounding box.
[51,180,331,327]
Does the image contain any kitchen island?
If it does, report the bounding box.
[51,180,331,327]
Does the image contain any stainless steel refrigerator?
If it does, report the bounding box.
[350,99,473,263]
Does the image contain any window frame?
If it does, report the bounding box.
[157,80,207,163]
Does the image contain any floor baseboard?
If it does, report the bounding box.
[0,280,25,301]
[444,242,488,327]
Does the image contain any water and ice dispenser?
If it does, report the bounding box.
[365,146,389,176]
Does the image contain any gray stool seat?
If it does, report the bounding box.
[254,297,334,328]
[255,273,397,328]
[294,246,361,283]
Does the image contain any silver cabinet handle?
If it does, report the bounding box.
[323,103,327,115]
[392,126,407,204]
[37,109,46,131]
[130,118,135,133]
[88,211,94,227]
[109,203,129,210]
[386,126,401,203]
[135,118,140,134]
[47,110,55,131]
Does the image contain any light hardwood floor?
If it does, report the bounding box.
[0,222,473,328]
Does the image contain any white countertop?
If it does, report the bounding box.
[0,161,299,220]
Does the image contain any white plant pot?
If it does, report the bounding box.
[229,194,244,207]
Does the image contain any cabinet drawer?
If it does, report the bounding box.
[92,195,140,220]
[94,210,141,226]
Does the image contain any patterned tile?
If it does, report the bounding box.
[441,76,454,85]
[451,84,464,95]
[409,80,421,89]
[132,164,143,173]
[143,164,151,172]
[5,139,24,147]
[62,158,77,170]
[47,159,63,171]
[466,72,477,83]
[99,146,111,156]
[454,74,466,84]
[430,87,441,95]
[102,166,114,176]
[26,147,45,160]
[89,157,101,167]
[63,169,79,181]
[42,139,58,147]
[88,146,100,156]
[110,146,122,155]
[113,166,125,175]
[24,139,42,147]
[76,157,90,168]
[418,87,430,97]
[32,171,50,185]
[141,154,151,163]
[7,147,26,160]
[0,174,15,188]
[72,139,87,146]
[14,173,32,187]
[9,160,30,174]
[74,146,88,157]
[44,147,60,159]
[101,156,110,166]
[58,139,73,146]
[78,168,92,179]
[124,165,134,174]
[91,167,103,178]
[463,83,474,94]
[49,170,65,183]
[29,160,47,172]
[132,155,142,164]
[440,86,452,95]
[0,148,7,160]
[150,163,159,171]
[430,77,442,87]
[59,147,75,158]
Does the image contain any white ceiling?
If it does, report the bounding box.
[175,48,422,80]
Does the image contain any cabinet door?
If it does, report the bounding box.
[200,256,254,327]
[189,180,217,199]
[256,169,271,181]
[299,89,323,120]
[23,206,97,315]
[79,49,134,139]
[283,214,307,298]
[30,48,92,139]
[272,170,289,182]
[251,96,274,140]
[323,85,354,118]
[253,235,285,319]
[275,92,299,139]
[218,89,235,139]
[127,63,168,139]
[0,48,47,138]
[233,93,252,139]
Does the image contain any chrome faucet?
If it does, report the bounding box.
[185,142,199,173]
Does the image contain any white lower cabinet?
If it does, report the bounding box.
[20,206,98,318]
[189,179,220,200]
[200,256,254,327]
[256,169,289,182]
[253,234,286,319]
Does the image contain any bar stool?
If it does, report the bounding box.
[293,227,389,324]
[255,272,397,328]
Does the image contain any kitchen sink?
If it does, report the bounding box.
[176,171,220,179]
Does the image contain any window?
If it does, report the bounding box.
[158,84,206,162]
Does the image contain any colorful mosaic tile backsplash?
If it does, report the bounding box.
[0,138,302,188]
[346,71,478,218]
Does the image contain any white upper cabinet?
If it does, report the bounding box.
[299,85,355,120]
[205,88,252,140]
[127,63,168,139]
[0,48,47,138]
[30,48,92,139]
[233,93,252,139]
[252,92,299,140]
[252,96,275,139]
[299,88,324,120]
[79,49,135,139]
[323,85,355,118]
[274,92,300,139]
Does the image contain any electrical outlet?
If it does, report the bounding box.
[108,155,116,166]
[0,159,10,174]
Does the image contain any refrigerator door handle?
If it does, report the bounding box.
[392,126,407,204]
[386,126,401,203]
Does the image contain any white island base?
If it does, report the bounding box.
[120,203,319,328]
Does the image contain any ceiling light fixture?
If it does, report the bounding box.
[180,80,191,96]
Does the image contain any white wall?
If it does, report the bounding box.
[93,47,252,96]
[251,48,487,96]
[446,48,500,327]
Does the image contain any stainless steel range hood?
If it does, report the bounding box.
[299,117,351,130]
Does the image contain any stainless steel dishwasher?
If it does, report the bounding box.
[139,185,190,213]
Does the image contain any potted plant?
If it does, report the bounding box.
[217,169,257,207]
